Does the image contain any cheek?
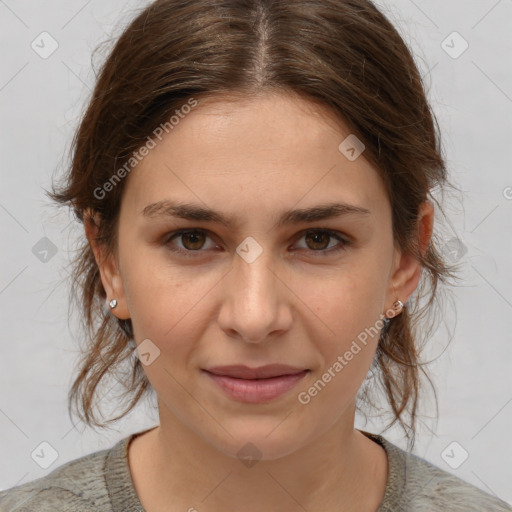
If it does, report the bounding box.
[121,249,206,336]
[297,273,385,415]
[304,260,389,347]
[125,273,207,399]
[295,255,390,412]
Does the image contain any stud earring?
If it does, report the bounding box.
[109,299,118,309]
[385,299,404,318]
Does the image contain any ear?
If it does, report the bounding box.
[84,209,131,320]
[386,200,434,309]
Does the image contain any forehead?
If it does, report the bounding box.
[119,91,389,226]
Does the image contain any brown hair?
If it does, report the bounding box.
[47,0,456,450]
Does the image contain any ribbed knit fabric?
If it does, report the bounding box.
[1,427,511,511]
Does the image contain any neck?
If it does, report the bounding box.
[128,402,388,512]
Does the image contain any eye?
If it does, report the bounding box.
[163,228,349,258]
[293,229,349,256]
[164,229,218,256]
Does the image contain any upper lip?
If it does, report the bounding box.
[205,364,308,379]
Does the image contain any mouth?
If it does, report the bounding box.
[202,365,310,403]
[204,364,309,379]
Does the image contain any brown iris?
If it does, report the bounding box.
[304,231,331,251]
[180,230,206,250]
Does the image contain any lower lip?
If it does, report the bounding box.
[203,370,309,403]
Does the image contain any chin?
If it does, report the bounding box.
[204,419,309,462]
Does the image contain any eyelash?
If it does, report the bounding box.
[163,228,350,258]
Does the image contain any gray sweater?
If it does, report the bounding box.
[1,428,510,511]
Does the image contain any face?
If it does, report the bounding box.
[89,91,428,460]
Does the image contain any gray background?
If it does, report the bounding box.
[1,0,511,504]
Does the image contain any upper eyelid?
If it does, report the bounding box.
[166,227,349,246]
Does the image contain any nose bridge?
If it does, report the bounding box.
[219,236,291,342]
[235,240,276,301]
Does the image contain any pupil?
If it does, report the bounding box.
[184,231,204,250]
[307,232,328,250]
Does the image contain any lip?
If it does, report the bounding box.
[203,365,309,403]
[205,364,307,379]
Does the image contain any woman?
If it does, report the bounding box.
[1,0,510,510]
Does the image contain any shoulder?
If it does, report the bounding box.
[0,443,114,512]
[361,431,512,512]
[402,449,512,511]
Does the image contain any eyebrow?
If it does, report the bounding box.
[141,200,371,229]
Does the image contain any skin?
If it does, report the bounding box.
[86,90,433,512]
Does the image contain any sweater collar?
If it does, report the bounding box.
[359,429,407,511]
[105,427,406,512]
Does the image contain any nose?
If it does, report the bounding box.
[217,245,293,344]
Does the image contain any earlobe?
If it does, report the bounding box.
[106,273,131,320]
[84,209,131,320]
